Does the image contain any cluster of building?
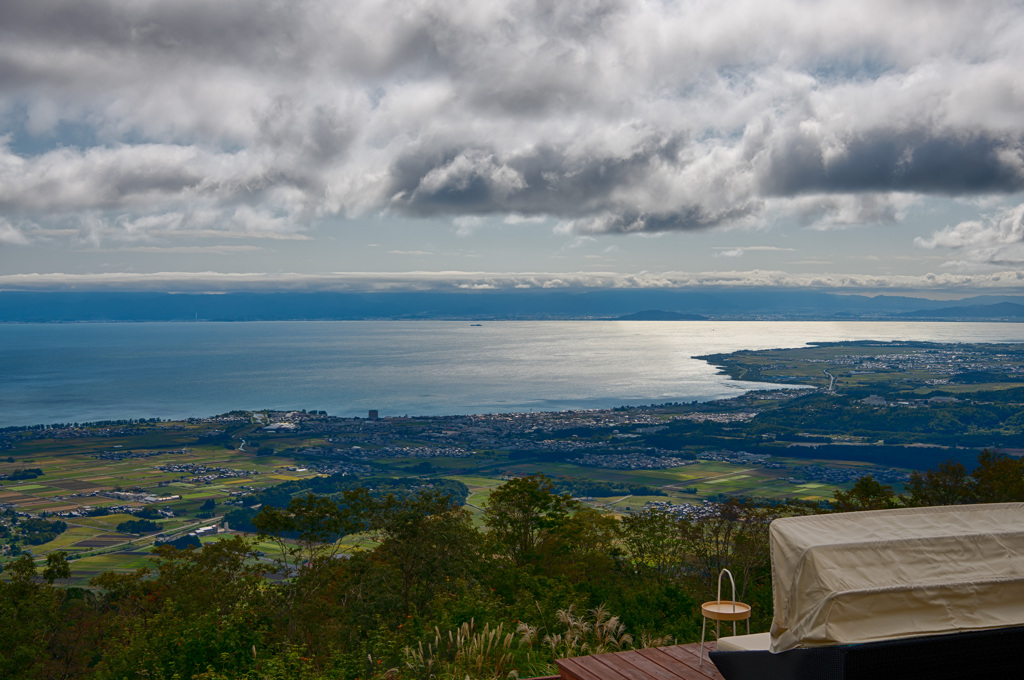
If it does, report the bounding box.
[345,445,473,459]
[155,462,259,483]
[788,464,910,486]
[569,451,697,470]
[304,461,374,476]
[640,500,724,521]
[697,450,775,465]
[93,448,189,460]
[105,490,182,504]
[859,394,959,408]
[823,347,1024,378]
[677,411,760,423]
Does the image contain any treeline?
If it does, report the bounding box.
[748,393,1024,441]
[0,515,67,550]
[549,477,667,498]
[0,477,784,680]
[249,474,470,508]
[521,391,1021,461]
[0,418,166,433]
[115,519,160,535]
[223,475,470,534]
[3,451,1023,680]
[3,468,43,481]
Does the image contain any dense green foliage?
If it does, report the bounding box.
[155,534,202,550]
[831,450,1024,510]
[134,506,162,520]
[3,451,1022,680]
[6,468,44,480]
[253,473,470,509]
[115,519,160,534]
[549,477,667,498]
[0,476,782,680]
[3,515,68,546]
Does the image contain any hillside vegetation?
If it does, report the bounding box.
[3,450,1023,680]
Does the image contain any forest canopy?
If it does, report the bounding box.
[2,451,1022,680]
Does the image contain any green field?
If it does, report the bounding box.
[2,438,870,580]
[6,380,968,579]
[0,435,328,578]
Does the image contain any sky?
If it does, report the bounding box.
[2,0,1024,296]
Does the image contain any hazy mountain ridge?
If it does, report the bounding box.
[898,301,1024,320]
[1,290,1023,322]
[615,310,709,321]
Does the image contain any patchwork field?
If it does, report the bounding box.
[0,433,328,581]
[2,394,937,583]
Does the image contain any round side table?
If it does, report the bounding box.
[699,569,751,667]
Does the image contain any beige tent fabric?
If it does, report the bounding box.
[768,503,1024,653]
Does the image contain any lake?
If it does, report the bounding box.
[2,320,1024,427]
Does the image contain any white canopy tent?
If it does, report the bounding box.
[768,503,1024,653]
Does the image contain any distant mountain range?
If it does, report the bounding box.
[615,310,709,321]
[899,302,1024,320]
[1,290,1023,322]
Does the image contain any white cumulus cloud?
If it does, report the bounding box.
[1,0,1023,245]
[916,204,1024,264]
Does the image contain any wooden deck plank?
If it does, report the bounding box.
[556,643,724,680]
[644,646,722,680]
[557,654,627,680]
[594,648,696,680]
[655,643,720,678]
[587,653,662,680]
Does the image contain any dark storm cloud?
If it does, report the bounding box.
[388,133,690,215]
[759,130,1024,196]
[2,0,1024,247]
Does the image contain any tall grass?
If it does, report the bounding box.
[404,605,672,680]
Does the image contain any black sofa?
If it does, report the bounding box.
[709,625,1024,680]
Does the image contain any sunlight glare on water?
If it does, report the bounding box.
[1,320,1023,426]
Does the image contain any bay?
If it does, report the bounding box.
[2,320,1024,428]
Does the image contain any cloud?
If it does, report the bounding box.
[0,218,30,245]
[756,130,1024,198]
[915,203,1024,264]
[4,268,1024,293]
[780,193,917,230]
[504,214,548,225]
[452,215,483,236]
[103,245,264,254]
[2,0,1024,242]
[714,245,795,257]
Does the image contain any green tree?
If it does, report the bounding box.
[254,491,366,568]
[116,518,160,534]
[0,553,101,679]
[254,490,370,640]
[971,450,1024,503]
[42,551,71,584]
[368,489,480,619]
[678,501,778,600]
[905,460,976,506]
[832,475,899,512]
[546,507,621,584]
[620,508,685,581]
[483,475,578,567]
[94,536,271,679]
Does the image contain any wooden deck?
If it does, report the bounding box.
[556,642,724,680]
